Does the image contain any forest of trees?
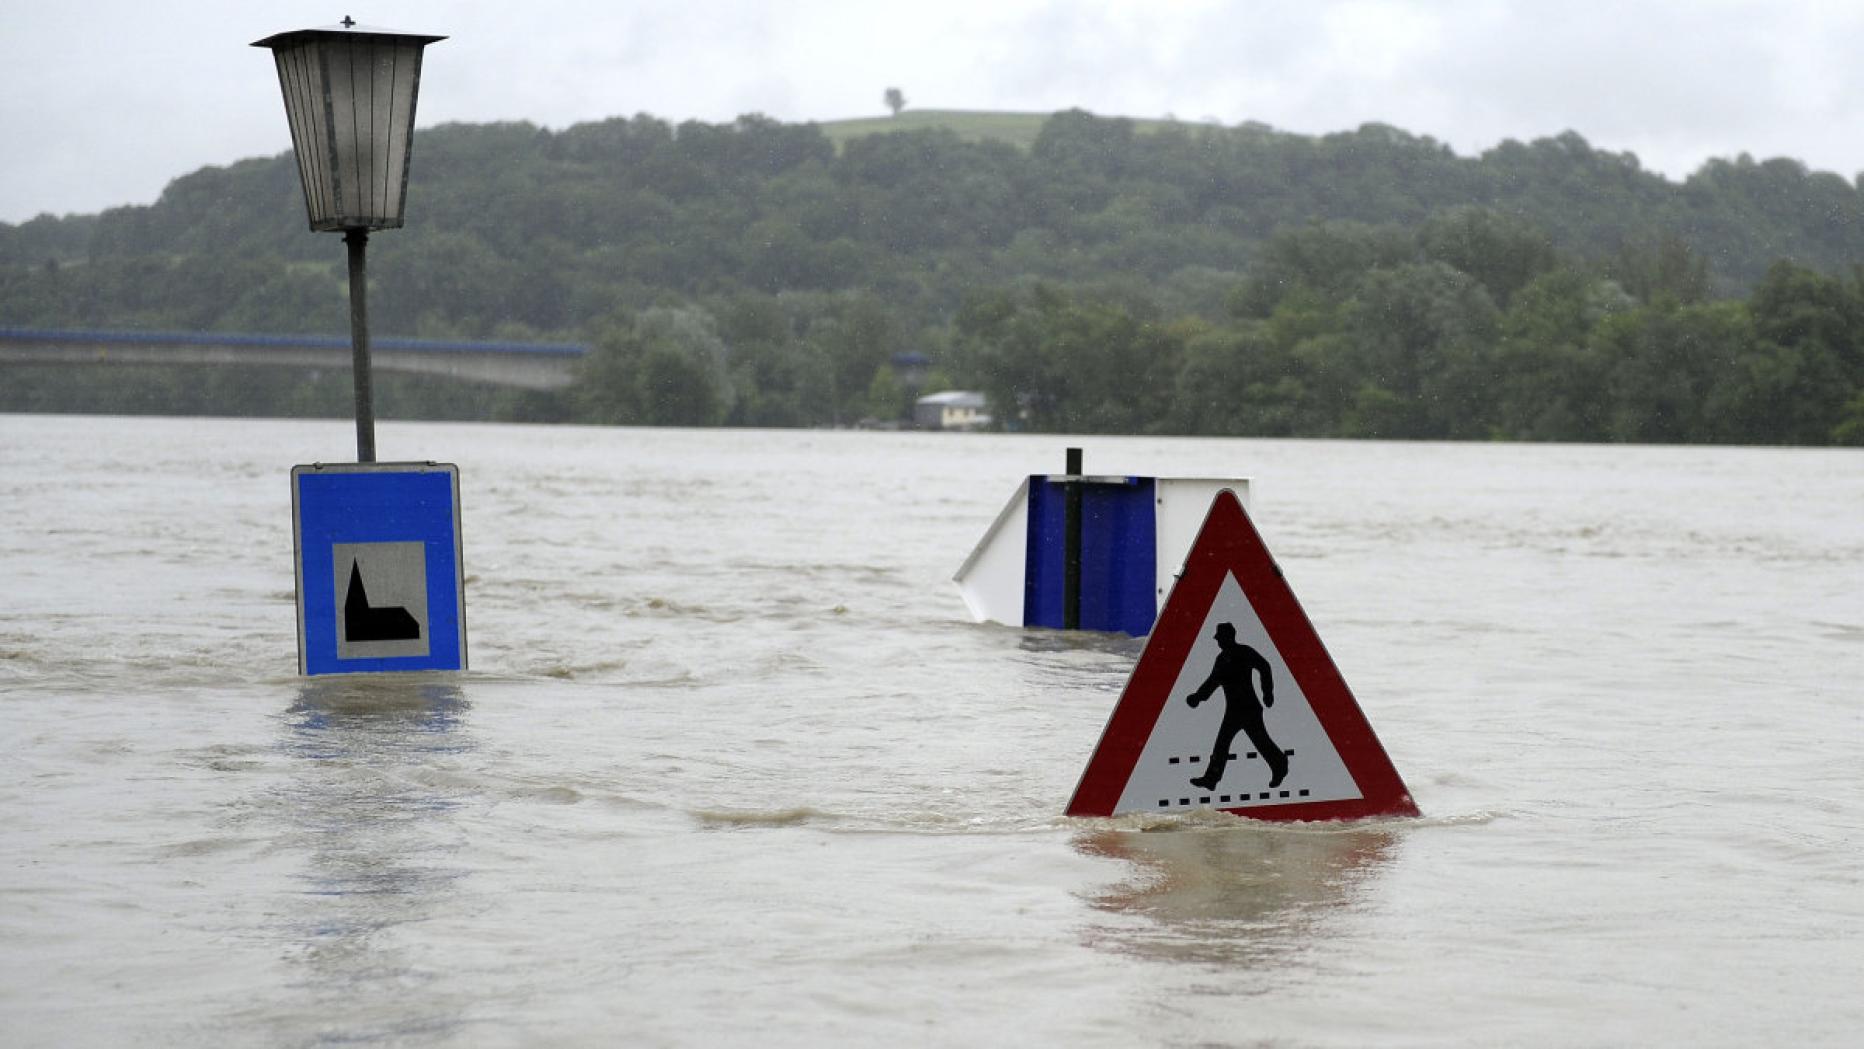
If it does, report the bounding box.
[4,109,1864,444]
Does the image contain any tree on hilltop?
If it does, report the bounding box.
[884,87,906,116]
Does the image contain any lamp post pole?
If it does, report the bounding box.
[345,229,375,462]
[264,20,467,679]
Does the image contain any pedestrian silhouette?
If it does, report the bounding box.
[1186,622,1288,790]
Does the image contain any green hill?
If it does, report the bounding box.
[4,107,1864,443]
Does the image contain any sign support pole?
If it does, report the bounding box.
[344,227,377,463]
[1063,446,1083,629]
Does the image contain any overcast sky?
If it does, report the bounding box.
[5,0,1864,224]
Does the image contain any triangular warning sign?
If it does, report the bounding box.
[1066,490,1418,821]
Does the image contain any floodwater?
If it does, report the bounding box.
[1,414,1860,1047]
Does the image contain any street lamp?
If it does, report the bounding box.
[253,17,444,462]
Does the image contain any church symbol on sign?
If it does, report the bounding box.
[343,560,421,642]
[331,540,432,661]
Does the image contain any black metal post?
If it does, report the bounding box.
[344,227,377,463]
[1063,446,1083,630]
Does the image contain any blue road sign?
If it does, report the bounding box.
[292,462,466,676]
[1025,475,1158,635]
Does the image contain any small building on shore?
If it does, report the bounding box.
[914,390,992,431]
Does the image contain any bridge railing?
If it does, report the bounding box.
[0,325,587,356]
[0,326,588,390]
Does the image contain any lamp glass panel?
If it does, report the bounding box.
[266,32,430,231]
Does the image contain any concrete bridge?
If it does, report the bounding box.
[0,327,587,391]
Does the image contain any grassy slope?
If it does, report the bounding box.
[816,108,1186,151]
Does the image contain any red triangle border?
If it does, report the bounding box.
[1065,490,1419,821]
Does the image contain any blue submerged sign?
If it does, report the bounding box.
[954,473,1252,638]
[1024,475,1158,635]
[292,462,466,676]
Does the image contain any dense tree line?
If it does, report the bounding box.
[954,218,1864,443]
[3,110,1864,443]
